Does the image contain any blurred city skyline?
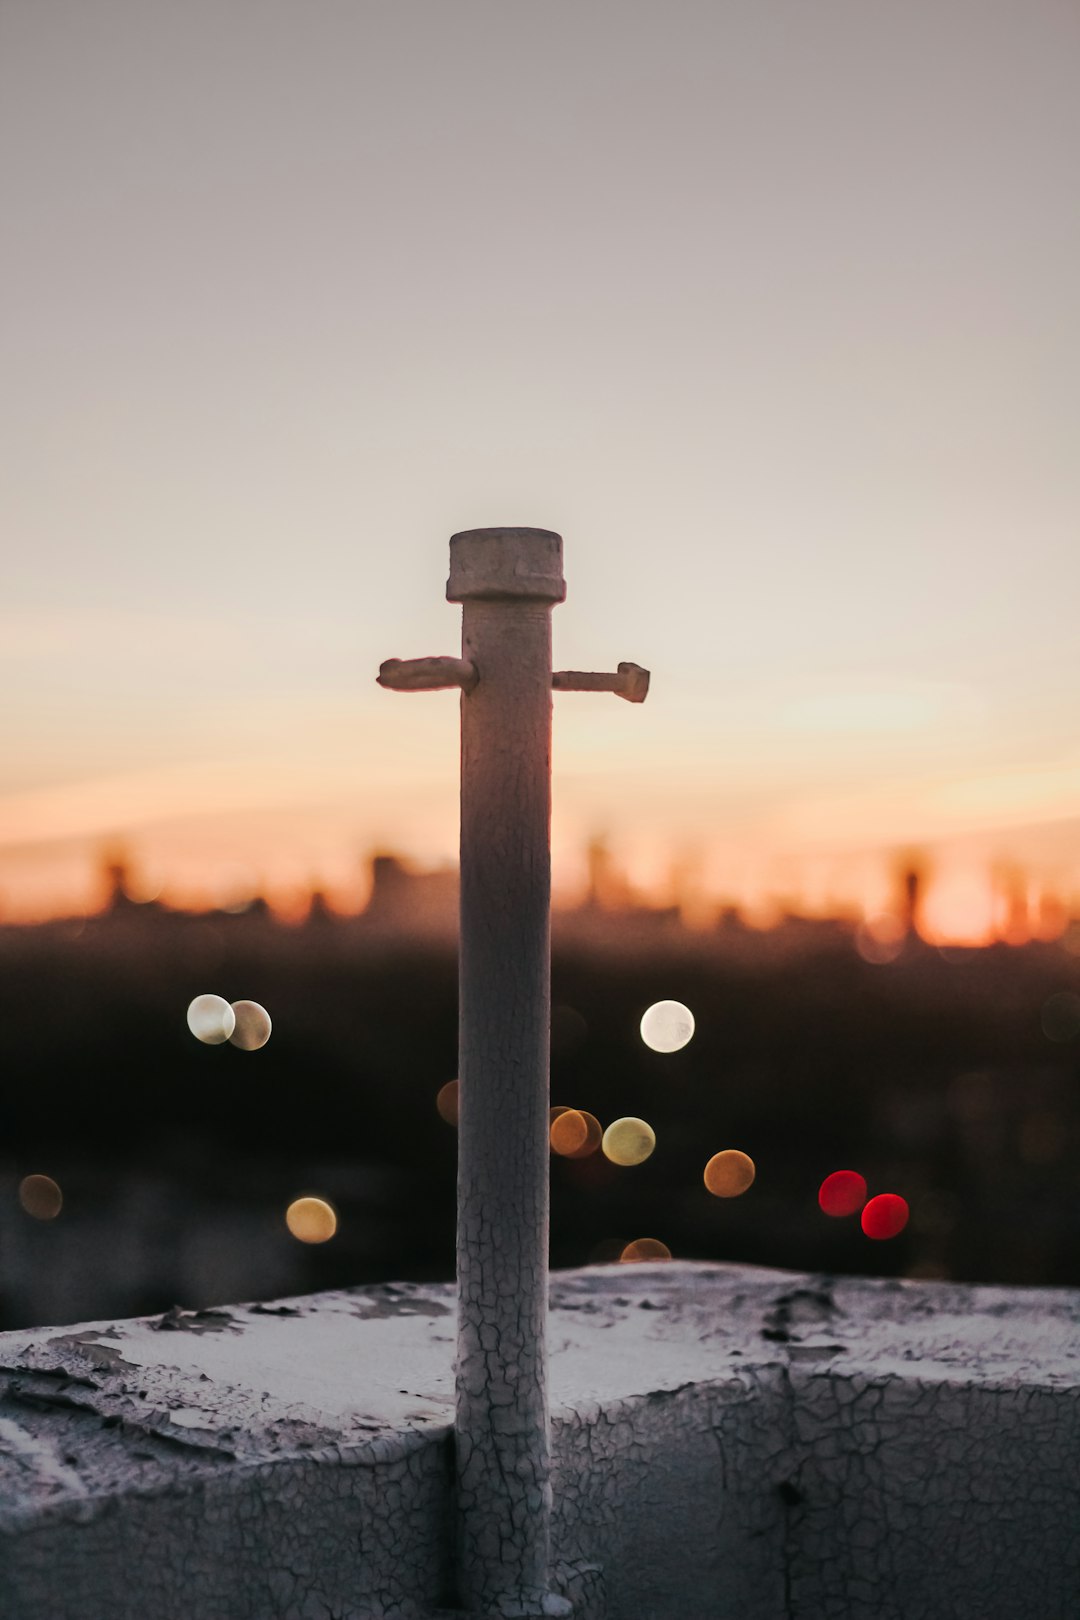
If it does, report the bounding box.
[6,733,1080,935]
[5,839,1080,1328]
[7,837,1078,954]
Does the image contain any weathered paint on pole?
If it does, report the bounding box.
[448,528,566,1618]
[378,526,647,1616]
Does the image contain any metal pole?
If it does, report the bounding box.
[448,528,565,1618]
[377,527,646,1616]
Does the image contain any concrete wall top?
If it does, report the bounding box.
[2,1262,1078,1619]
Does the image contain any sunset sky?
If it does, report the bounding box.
[2,1,1079,930]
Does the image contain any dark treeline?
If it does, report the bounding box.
[0,906,1077,1330]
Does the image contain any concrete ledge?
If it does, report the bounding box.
[1,1263,1078,1619]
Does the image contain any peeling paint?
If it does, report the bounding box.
[1,1263,1077,1619]
[153,1306,241,1334]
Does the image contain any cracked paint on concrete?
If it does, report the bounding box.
[1,1263,1077,1618]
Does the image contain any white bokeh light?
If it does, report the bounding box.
[639,1000,695,1053]
[186,993,236,1045]
[229,1000,272,1050]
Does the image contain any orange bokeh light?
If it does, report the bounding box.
[553,1108,605,1159]
[703,1150,756,1198]
[550,1109,588,1155]
[436,1080,459,1126]
[620,1238,672,1263]
[285,1196,338,1244]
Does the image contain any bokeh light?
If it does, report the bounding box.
[818,1170,868,1218]
[861,1193,909,1240]
[703,1149,756,1197]
[855,913,906,965]
[550,1109,589,1156]
[1040,991,1080,1042]
[639,1000,695,1053]
[186,993,235,1045]
[620,1238,672,1263]
[436,1080,459,1126]
[564,1110,603,1159]
[550,1107,602,1158]
[602,1116,656,1166]
[18,1174,62,1220]
[285,1196,338,1244]
[229,999,272,1050]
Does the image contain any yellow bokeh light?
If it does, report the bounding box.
[437,1079,460,1126]
[703,1149,756,1198]
[602,1116,656,1166]
[620,1238,672,1263]
[639,1000,695,1053]
[285,1196,337,1244]
[18,1174,63,1220]
[229,999,272,1050]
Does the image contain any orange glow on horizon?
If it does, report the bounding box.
[917,873,997,947]
[1,821,1079,944]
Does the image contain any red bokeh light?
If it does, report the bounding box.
[861,1193,910,1240]
[818,1170,867,1218]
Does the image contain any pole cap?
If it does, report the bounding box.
[447,528,566,604]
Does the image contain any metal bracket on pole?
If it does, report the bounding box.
[553,662,650,703]
[377,655,478,694]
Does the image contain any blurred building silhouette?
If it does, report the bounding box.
[361,852,458,938]
[102,850,136,913]
[580,836,630,912]
[101,848,165,918]
[899,859,924,937]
